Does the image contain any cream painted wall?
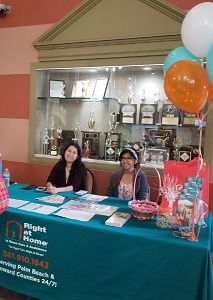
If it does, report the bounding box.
[0,24,52,75]
[0,118,29,162]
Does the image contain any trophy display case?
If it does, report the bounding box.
[31,65,204,166]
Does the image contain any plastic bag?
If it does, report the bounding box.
[162,158,209,215]
[0,176,9,214]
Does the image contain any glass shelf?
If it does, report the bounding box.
[37,97,118,102]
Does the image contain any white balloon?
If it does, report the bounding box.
[181,2,213,58]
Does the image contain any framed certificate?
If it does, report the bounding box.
[161,104,179,125]
[49,80,65,98]
[144,128,174,147]
[71,80,89,98]
[140,104,157,125]
[120,104,137,124]
[180,111,197,126]
[92,78,108,99]
[178,146,193,162]
[81,131,100,159]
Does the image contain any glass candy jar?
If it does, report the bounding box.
[156,204,175,229]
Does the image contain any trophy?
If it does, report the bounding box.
[124,139,132,148]
[56,127,63,154]
[141,88,146,103]
[105,132,112,147]
[56,127,62,139]
[105,132,117,161]
[173,137,182,161]
[42,128,49,155]
[48,119,58,156]
[84,140,90,158]
[140,132,148,163]
[127,81,134,104]
[72,121,80,142]
[88,112,95,132]
[48,119,56,140]
[108,112,118,133]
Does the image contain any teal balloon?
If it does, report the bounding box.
[206,44,213,84]
[163,46,200,73]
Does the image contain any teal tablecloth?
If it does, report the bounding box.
[0,183,212,300]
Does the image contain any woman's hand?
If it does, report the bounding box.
[46,182,57,194]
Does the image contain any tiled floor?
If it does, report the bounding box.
[0,288,38,300]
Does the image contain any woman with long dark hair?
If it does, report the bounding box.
[107,148,149,200]
[46,142,87,194]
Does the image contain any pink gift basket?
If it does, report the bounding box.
[128,165,161,220]
[128,199,158,220]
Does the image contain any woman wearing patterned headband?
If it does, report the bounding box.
[107,148,149,200]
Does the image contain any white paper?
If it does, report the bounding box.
[75,190,88,196]
[95,205,118,216]
[105,212,131,227]
[36,195,65,204]
[18,202,59,215]
[8,198,29,208]
[32,205,59,215]
[61,200,118,216]
[18,203,42,212]
[9,198,29,208]
[80,194,108,202]
[55,208,95,221]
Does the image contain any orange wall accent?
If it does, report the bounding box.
[3,160,52,186]
[0,74,29,119]
[168,0,207,10]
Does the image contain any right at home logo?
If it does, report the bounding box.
[5,220,48,247]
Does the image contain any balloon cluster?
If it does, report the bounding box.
[164,2,213,113]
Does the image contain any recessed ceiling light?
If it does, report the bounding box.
[142,67,152,71]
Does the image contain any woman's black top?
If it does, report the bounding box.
[47,161,86,192]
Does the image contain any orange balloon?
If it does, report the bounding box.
[208,83,213,101]
[164,60,209,113]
